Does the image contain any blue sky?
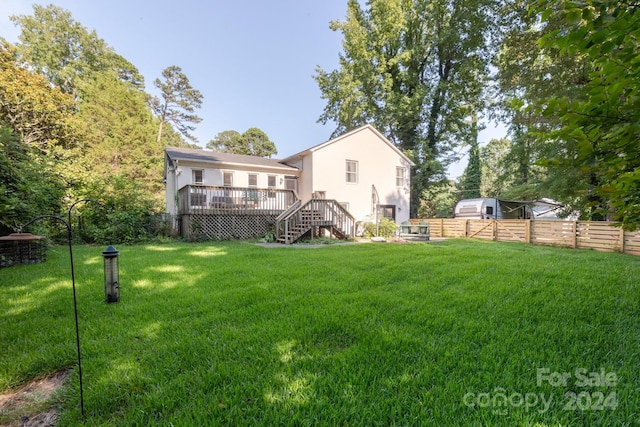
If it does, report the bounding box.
[1,0,506,177]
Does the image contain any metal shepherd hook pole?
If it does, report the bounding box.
[19,199,107,418]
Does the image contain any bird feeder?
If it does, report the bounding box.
[102,245,120,303]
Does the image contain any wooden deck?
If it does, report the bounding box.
[178,185,297,216]
[176,186,356,243]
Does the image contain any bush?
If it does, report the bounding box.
[362,217,398,238]
[74,175,173,244]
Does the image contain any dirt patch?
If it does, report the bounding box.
[0,370,69,427]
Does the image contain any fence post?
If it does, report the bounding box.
[620,228,625,253]
[572,221,578,249]
[525,220,531,244]
[492,220,497,241]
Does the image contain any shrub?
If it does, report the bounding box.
[362,217,397,238]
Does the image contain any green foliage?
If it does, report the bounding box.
[259,227,277,243]
[533,0,640,228]
[77,175,164,244]
[207,127,278,158]
[460,141,482,199]
[495,3,577,205]
[419,180,458,217]
[5,6,198,243]
[0,126,65,234]
[479,137,511,197]
[10,4,144,95]
[74,71,166,209]
[151,65,203,143]
[0,40,77,150]
[206,130,242,152]
[362,217,397,238]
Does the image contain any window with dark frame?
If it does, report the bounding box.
[268,175,277,198]
[223,172,233,187]
[192,169,203,184]
[248,173,258,187]
[379,205,396,221]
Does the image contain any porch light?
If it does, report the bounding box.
[102,245,120,303]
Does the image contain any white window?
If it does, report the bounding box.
[267,175,277,188]
[346,160,358,183]
[285,177,297,192]
[396,167,405,187]
[248,173,258,187]
[223,171,233,187]
[192,169,203,184]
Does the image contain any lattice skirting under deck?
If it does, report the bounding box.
[181,214,277,240]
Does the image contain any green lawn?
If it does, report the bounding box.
[1,239,638,426]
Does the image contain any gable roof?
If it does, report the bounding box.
[165,147,299,172]
[281,124,415,166]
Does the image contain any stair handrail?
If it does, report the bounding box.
[275,199,302,243]
[322,199,356,238]
[276,198,356,244]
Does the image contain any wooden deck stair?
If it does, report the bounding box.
[275,199,355,244]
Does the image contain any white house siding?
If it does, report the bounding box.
[165,125,413,225]
[165,166,177,216]
[294,126,412,224]
[165,154,298,216]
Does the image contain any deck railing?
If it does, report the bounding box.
[178,185,298,215]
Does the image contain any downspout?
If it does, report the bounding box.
[173,159,180,234]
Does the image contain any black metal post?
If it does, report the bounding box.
[19,199,107,418]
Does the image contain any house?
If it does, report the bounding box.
[164,125,415,242]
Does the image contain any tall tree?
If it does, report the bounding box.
[240,128,278,158]
[75,71,167,209]
[479,137,513,198]
[207,128,278,158]
[0,40,77,150]
[495,0,593,209]
[534,0,640,228]
[460,114,482,198]
[207,130,243,152]
[10,4,143,95]
[151,65,203,143]
[315,0,498,217]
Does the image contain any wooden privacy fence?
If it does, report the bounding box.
[411,219,640,256]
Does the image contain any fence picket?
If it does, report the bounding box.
[414,219,638,256]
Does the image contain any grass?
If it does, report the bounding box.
[1,239,638,426]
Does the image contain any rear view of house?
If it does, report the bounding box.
[164,125,414,242]
[282,125,414,224]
